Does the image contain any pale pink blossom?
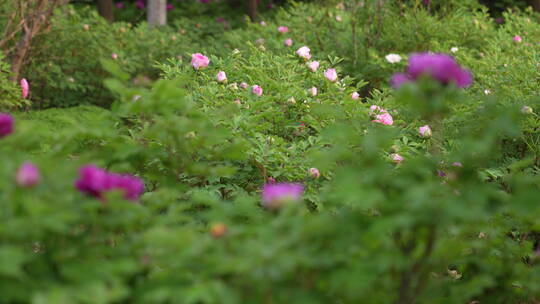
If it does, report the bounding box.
[336,15,343,22]
[513,35,522,43]
[309,87,318,96]
[216,71,227,83]
[191,53,210,70]
[240,82,248,89]
[20,78,29,99]
[308,61,319,72]
[284,38,293,47]
[373,112,393,125]
[260,21,267,26]
[324,68,338,82]
[351,92,360,100]
[296,46,311,60]
[419,125,432,137]
[391,153,404,164]
[252,85,263,96]
[309,168,320,179]
[111,53,118,60]
[278,26,289,33]
[385,53,402,64]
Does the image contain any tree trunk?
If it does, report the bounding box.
[96,0,114,22]
[248,0,257,21]
[531,0,540,12]
[148,0,167,26]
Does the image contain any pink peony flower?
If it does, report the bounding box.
[0,113,14,138]
[373,112,393,125]
[240,82,248,89]
[20,78,29,99]
[111,53,118,60]
[309,87,318,96]
[513,35,522,43]
[419,125,432,137]
[75,165,144,202]
[452,162,463,167]
[308,61,319,72]
[278,26,289,33]
[351,92,360,100]
[391,153,404,164]
[252,85,263,96]
[216,71,227,83]
[309,168,320,179]
[324,68,338,82]
[191,53,210,70]
[284,38,293,47]
[296,46,311,60]
[262,183,304,210]
[16,162,41,187]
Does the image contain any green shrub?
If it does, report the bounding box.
[25,6,202,108]
[0,51,25,109]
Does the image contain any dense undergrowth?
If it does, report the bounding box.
[2,0,540,303]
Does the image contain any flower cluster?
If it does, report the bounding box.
[75,165,144,202]
[370,105,393,126]
[391,53,472,89]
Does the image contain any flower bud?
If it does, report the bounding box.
[309,168,320,179]
[521,105,533,114]
[210,223,227,238]
[216,71,227,83]
[419,125,432,138]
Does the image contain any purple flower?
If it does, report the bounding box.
[16,162,41,187]
[0,113,14,138]
[135,0,145,9]
[115,2,124,9]
[75,165,144,202]
[166,3,174,11]
[262,183,303,210]
[391,53,472,89]
[199,0,210,3]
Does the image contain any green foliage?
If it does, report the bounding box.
[0,52,25,109]
[24,6,202,108]
[3,0,540,303]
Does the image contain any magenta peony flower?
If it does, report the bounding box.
[309,168,320,179]
[262,183,304,210]
[216,71,227,83]
[166,3,173,11]
[284,38,293,47]
[513,35,522,43]
[296,46,311,60]
[391,53,472,89]
[309,87,318,96]
[135,0,145,9]
[20,78,29,99]
[16,162,41,187]
[75,165,144,202]
[391,153,404,164]
[115,2,124,9]
[324,68,338,82]
[308,61,319,72]
[351,92,360,100]
[0,113,14,138]
[191,53,210,70]
[278,26,289,33]
[419,125,432,137]
[251,85,263,96]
